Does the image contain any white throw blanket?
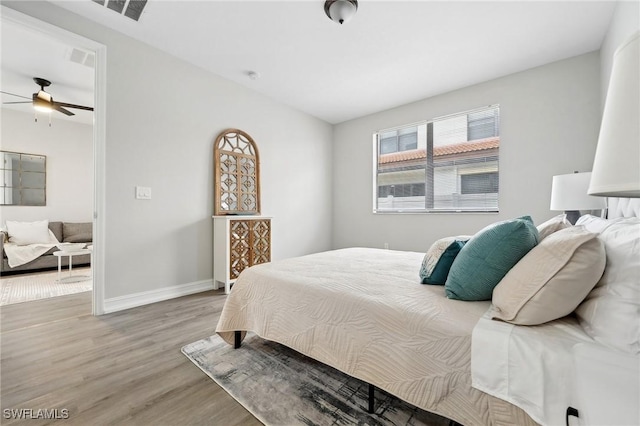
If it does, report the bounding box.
[4,230,59,267]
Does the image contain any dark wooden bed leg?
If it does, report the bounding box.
[234,331,241,349]
[368,383,375,413]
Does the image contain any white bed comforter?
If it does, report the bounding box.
[216,247,537,425]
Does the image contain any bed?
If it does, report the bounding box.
[216,247,536,425]
[215,198,639,426]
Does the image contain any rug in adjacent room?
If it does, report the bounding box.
[182,333,450,426]
[0,269,92,306]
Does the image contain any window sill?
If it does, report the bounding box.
[373,209,499,215]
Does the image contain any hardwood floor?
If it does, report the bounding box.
[1,290,262,425]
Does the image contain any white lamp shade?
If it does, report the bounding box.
[551,172,607,211]
[589,31,640,197]
[328,0,357,24]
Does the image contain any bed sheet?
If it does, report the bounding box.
[472,311,593,425]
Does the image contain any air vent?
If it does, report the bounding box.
[107,0,126,14]
[68,48,96,69]
[92,0,147,21]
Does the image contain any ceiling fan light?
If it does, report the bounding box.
[325,0,358,25]
[34,104,52,113]
[36,90,51,102]
[33,95,53,112]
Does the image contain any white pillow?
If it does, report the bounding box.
[6,220,51,245]
[491,226,605,325]
[575,218,640,354]
[575,214,623,233]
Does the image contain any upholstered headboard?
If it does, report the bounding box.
[607,197,640,219]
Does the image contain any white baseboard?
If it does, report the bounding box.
[103,279,215,314]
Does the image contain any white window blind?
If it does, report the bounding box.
[374,105,500,213]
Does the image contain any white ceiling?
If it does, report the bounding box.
[2,1,617,125]
[1,17,96,124]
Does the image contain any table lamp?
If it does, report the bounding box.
[551,172,607,224]
[589,31,640,197]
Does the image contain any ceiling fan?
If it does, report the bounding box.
[1,77,94,116]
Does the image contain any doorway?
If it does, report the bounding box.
[0,6,106,315]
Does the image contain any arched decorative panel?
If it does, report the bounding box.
[214,129,260,215]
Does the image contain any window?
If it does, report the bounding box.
[461,172,499,195]
[378,127,418,154]
[374,105,500,213]
[468,108,500,140]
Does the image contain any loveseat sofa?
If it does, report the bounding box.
[1,221,92,274]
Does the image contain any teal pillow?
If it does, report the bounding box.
[419,237,469,285]
[445,216,539,301]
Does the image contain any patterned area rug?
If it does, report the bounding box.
[182,333,450,426]
[0,269,91,306]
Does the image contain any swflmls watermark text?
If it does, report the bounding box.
[3,408,69,420]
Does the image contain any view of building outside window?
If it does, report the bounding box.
[375,105,500,212]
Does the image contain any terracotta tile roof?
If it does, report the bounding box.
[435,137,499,156]
[379,148,426,164]
[378,137,499,164]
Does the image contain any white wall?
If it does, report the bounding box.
[600,1,640,107]
[5,2,333,300]
[0,108,93,223]
[332,52,601,253]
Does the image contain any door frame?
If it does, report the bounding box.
[2,6,107,315]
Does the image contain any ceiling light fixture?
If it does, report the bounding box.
[324,0,358,25]
[33,91,53,113]
[32,91,53,127]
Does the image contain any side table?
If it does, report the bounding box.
[53,248,93,283]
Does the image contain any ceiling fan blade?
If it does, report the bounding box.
[0,91,31,100]
[53,104,75,116]
[3,101,32,104]
[54,101,94,112]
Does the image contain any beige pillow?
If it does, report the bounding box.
[536,214,571,241]
[491,226,605,325]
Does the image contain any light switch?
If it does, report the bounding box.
[135,186,152,200]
